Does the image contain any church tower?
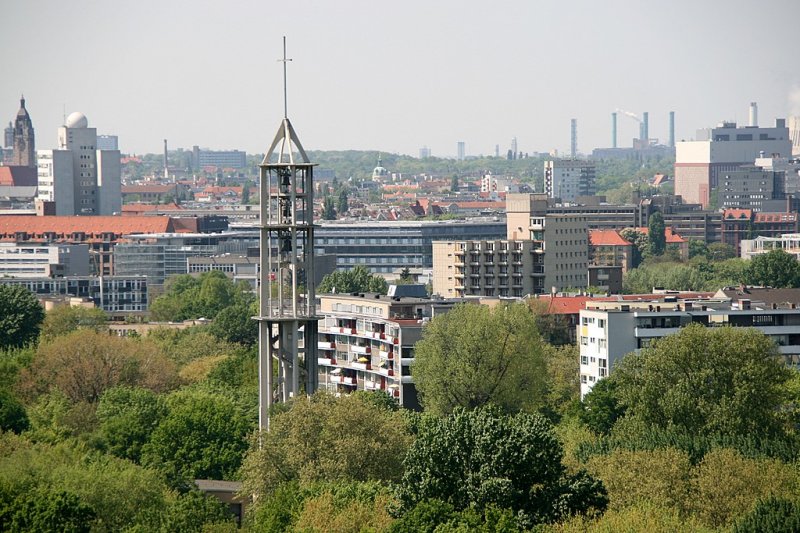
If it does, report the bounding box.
[12,96,35,167]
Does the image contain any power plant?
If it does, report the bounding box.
[593,109,676,159]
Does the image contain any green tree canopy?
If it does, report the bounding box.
[0,388,29,434]
[322,196,336,220]
[412,302,547,415]
[150,271,250,321]
[17,330,179,404]
[317,265,389,295]
[648,211,666,256]
[40,305,107,342]
[208,300,258,347]
[612,324,794,438]
[241,393,412,499]
[96,386,167,463]
[142,388,251,486]
[396,406,607,527]
[745,249,800,288]
[0,285,44,349]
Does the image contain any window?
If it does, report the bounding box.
[580,336,588,346]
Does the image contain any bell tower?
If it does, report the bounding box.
[12,95,35,167]
[257,38,319,430]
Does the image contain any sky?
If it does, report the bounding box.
[2,0,798,159]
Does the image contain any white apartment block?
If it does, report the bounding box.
[579,292,800,397]
[36,112,121,216]
[544,159,596,203]
[740,234,800,260]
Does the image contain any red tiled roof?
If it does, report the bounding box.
[121,184,177,194]
[535,295,592,315]
[723,208,752,220]
[0,166,36,187]
[635,227,687,244]
[589,229,631,246]
[754,212,797,223]
[0,216,174,238]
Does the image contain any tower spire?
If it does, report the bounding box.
[278,36,292,119]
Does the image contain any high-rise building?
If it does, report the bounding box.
[96,135,119,151]
[544,159,596,203]
[36,112,121,216]
[457,141,465,161]
[191,145,247,170]
[419,146,431,159]
[11,96,35,167]
[432,193,589,298]
[4,121,13,149]
[674,117,792,207]
[789,116,800,157]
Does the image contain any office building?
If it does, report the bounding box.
[789,116,800,157]
[0,243,90,278]
[432,194,589,297]
[96,135,119,151]
[36,112,121,215]
[315,219,507,274]
[0,276,148,315]
[544,159,596,203]
[191,145,247,170]
[718,165,785,211]
[675,117,792,207]
[457,141,465,161]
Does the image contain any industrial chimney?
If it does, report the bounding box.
[749,102,758,127]
[612,112,618,148]
[642,112,649,145]
[163,139,169,180]
[669,111,675,147]
[570,118,577,158]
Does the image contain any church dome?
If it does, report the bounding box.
[65,112,88,129]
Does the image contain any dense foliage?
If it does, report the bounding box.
[317,264,389,294]
[0,285,44,349]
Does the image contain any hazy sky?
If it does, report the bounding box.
[2,0,798,158]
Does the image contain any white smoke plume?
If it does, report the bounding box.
[615,108,641,123]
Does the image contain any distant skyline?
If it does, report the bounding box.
[2,0,798,158]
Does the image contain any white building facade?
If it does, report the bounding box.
[36,112,121,216]
[544,159,596,203]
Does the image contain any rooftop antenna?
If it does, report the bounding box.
[278,36,292,119]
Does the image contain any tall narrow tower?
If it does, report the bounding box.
[611,112,617,149]
[570,119,577,158]
[257,39,319,431]
[12,95,35,167]
[668,111,675,148]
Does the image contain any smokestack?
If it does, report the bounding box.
[669,111,675,147]
[612,112,618,148]
[642,112,649,145]
[570,118,577,158]
[163,139,168,180]
[749,102,758,127]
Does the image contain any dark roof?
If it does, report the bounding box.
[717,287,800,306]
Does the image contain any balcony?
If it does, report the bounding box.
[318,357,336,365]
[351,345,371,355]
[364,381,382,391]
[330,326,355,335]
[379,349,394,359]
[318,341,336,350]
[351,361,372,370]
[367,331,386,340]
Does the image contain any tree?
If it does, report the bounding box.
[612,324,794,438]
[241,179,253,204]
[142,388,251,486]
[2,488,95,533]
[399,267,413,283]
[688,239,709,260]
[450,175,459,192]
[322,196,336,220]
[40,305,107,342]
[619,229,649,268]
[396,406,607,526]
[96,386,167,463]
[209,301,258,346]
[412,303,547,415]
[734,497,800,533]
[0,285,44,349]
[0,388,29,434]
[337,189,349,214]
[707,242,736,261]
[17,330,179,404]
[579,377,625,435]
[317,265,388,295]
[241,393,411,499]
[648,212,666,256]
[150,271,247,322]
[746,249,800,288]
